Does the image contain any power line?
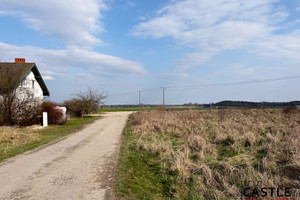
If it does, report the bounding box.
[108,91,138,96]
[108,87,158,97]
[107,75,300,97]
[166,75,300,90]
[140,88,159,92]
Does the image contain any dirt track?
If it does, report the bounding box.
[0,112,132,200]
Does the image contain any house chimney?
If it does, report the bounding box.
[15,58,25,64]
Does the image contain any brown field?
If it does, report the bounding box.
[126,108,300,199]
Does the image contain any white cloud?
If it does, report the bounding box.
[132,0,299,70]
[208,64,256,80]
[296,6,300,11]
[0,0,108,48]
[133,0,286,38]
[250,30,300,60]
[176,50,218,72]
[0,42,146,79]
[137,16,146,21]
[141,50,156,55]
[42,75,55,80]
[128,1,135,7]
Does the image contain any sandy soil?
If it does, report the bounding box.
[0,112,132,200]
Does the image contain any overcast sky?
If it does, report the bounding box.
[0,0,300,105]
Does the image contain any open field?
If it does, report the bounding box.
[97,108,152,113]
[0,116,97,162]
[97,107,204,113]
[116,108,300,199]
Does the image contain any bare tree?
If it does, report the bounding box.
[0,66,42,125]
[0,66,20,124]
[65,87,107,117]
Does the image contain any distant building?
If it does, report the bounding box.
[0,58,50,101]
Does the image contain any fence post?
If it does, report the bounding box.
[43,112,48,127]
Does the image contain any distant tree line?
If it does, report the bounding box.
[203,100,300,108]
[102,101,300,109]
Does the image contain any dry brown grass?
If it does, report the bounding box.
[0,126,40,159]
[129,109,300,199]
[0,127,39,147]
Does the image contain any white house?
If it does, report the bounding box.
[0,58,50,101]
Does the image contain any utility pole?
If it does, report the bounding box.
[161,87,166,107]
[138,90,141,107]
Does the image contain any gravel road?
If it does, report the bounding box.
[0,112,132,200]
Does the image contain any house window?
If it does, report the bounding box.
[32,80,35,89]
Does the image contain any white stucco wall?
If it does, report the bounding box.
[16,71,44,101]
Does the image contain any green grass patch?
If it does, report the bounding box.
[0,116,97,163]
[115,119,166,200]
[115,116,204,200]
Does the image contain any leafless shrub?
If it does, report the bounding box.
[12,98,42,126]
[64,87,107,117]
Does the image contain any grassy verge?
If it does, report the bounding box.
[115,116,166,200]
[0,116,98,163]
[116,109,300,199]
[115,115,202,200]
[116,120,162,199]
